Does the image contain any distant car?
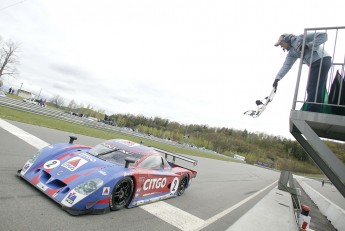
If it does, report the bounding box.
[101,119,115,126]
[23,98,37,104]
[17,137,197,215]
[23,98,46,107]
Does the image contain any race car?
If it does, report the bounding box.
[17,137,197,215]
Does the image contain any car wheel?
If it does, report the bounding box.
[177,175,188,196]
[109,177,134,211]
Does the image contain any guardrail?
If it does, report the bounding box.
[292,26,345,114]
[0,96,216,154]
[0,96,172,142]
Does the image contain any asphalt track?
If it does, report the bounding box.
[0,119,281,231]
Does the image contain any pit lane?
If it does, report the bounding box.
[0,119,279,231]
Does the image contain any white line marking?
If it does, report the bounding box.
[141,201,206,231]
[195,180,278,231]
[0,119,48,149]
[141,180,277,231]
[0,118,277,231]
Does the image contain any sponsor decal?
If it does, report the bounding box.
[44,160,60,170]
[102,187,110,195]
[143,178,167,191]
[61,157,87,171]
[37,182,48,191]
[78,153,97,162]
[65,192,77,204]
[23,163,30,171]
[21,161,32,175]
[61,190,86,207]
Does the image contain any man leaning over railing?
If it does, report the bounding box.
[272,32,332,112]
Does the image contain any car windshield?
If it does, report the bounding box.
[87,143,144,166]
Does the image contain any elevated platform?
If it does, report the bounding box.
[290,110,345,141]
[289,110,345,198]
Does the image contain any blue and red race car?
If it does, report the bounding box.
[17,137,197,215]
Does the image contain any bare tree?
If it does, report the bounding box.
[0,37,20,79]
[67,99,78,110]
[50,94,65,108]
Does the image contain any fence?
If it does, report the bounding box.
[0,96,154,138]
[292,26,345,115]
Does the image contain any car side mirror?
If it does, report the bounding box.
[125,158,135,168]
[69,136,77,144]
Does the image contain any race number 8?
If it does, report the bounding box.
[170,177,179,194]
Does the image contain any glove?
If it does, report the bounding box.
[273,79,279,89]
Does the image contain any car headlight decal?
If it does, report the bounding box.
[20,150,43,175]
[61,178,104,207]
[75,178,103,196]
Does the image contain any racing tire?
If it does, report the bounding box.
[109,177,134,211]
[177,175,188,196]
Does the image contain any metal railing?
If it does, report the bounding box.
[292,26,345,114]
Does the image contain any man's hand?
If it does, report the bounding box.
[273,79,279,89]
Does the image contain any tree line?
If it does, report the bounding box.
[51,97,345,174]
[109,113,345,174]
[46,96,345,175]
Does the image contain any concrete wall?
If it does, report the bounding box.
[296,177,345,231]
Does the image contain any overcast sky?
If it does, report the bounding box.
[1,0,344,139]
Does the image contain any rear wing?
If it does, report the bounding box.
[150,147,198,166]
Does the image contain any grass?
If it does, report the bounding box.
[6,94,62,110]
[6,94,23,101]
[0,106,232,162]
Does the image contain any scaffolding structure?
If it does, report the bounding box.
[290,26,345,198]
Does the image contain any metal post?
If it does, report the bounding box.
[38,88,42,99]
[17,82,23,96]
[292,30,307,110]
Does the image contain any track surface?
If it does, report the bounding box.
[0,119,279,231]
